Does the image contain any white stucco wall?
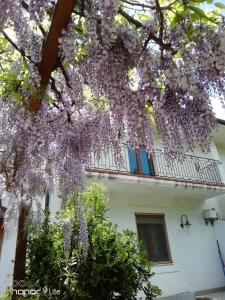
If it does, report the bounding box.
[105,184,225,297]
[218,147,225,170]
[214,146,225,218]
[0,225,18,293]
[211,142,225,184]
[215,221,225,269]
[0,197,19,294]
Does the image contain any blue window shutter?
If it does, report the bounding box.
[128,147,138,173]
[140,149,151,175]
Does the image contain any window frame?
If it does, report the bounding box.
[135,212,173,265]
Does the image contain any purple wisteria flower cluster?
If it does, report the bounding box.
[62,218,72,258]
[75,197,89,258]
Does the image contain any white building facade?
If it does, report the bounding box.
[1,120,225,299]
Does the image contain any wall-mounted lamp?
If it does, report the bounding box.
[180,215,192,228]
[0,198,7,226]
[203,208,218,226]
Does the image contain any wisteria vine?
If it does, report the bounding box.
[0,0,225,235]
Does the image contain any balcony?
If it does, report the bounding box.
[86,145,224,187]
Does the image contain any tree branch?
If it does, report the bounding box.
[118,7,142,27]
[59,64,72,88]
[155,0,164,58]
[121,0,156,10]
[118,7,177,55]
[121,0,178,10]
[50,76,63,104]
[2,31,26,58]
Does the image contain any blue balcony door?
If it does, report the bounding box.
[128,147,139,173]
[140,149,152,175]
[128,147,153,175]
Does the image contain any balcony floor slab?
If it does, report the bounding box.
[86,170,225,201]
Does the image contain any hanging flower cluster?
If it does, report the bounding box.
[0,0,224,206]
[75,197,89,258]
[62,218,72,258]
[0,0,9,28]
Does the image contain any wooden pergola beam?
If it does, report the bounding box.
[30,0,76,112]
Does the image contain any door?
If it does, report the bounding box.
[128,147,153,175]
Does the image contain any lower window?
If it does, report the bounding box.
[136,213,172,264]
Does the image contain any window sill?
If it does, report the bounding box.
[152,260,173,266]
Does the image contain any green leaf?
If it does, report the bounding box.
[188,5,218,23]
[138,13,149,22]
[215,2,225,9]
[170,14,182,24]
[211,9,222,16]
[170,8,186,24]
[11,91,21,101]
[190,0,208,2]
[188,6,207,17]
[190,12,202,21]
[76,20,84,33]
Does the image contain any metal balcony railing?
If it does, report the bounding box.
[86,145,223,186]
[152,150,222,185]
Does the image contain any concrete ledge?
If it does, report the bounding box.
[157,296,175,300]
[195,286,225,296]
[157,287,225,300]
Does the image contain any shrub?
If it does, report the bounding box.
[25,184,161,300]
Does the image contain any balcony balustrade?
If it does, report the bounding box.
[86,145,223,186]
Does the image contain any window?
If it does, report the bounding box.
[136,214,172,264]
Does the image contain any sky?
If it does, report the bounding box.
[202,0,225,120]
[212,98,225,119]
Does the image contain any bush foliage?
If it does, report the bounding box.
[25,184,161,300]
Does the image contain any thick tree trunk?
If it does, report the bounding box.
[12,204,30,300]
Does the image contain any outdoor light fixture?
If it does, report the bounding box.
[180,215,192,228]
[0,198,7,226]
[203,208,218,226]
